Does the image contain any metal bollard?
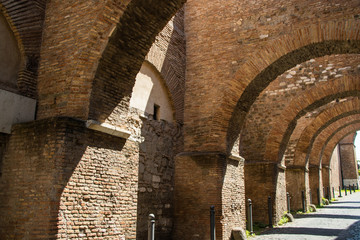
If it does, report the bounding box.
[353,184,355,192]
[247,199,253,234]
[301,191,306,212]
[327,187,330,201]
[148,214,155,240]
[332,187,335,200]
[349,185,352,194]
[345,186,347,196]
[339,186,342,197]
[317,188,320,205]
[357,183,359,190]
[268,196,273,228]
[210,206,216,240]
[286,192,291,213]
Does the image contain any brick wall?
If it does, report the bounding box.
[0,112,182,239]
[330,145,341,191]
[0,0,46,99]
[339,133,359,186]
[146,9,186,123]
[174,153,245,240]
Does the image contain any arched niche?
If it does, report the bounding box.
[129,61,175,122]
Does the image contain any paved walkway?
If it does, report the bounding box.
[252,191,360,240]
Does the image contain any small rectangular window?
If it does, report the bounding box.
[153,104,160,120]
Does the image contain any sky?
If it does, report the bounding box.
[355,131,360,160]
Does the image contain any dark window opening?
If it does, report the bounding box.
[153,104,160,120]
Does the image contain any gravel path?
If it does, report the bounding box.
[252,191,360,240]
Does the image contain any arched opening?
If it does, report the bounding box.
[239,59,360,224]
[129,61,175,122]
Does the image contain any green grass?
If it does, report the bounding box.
[246,230,254,237]
[277,215,289,226]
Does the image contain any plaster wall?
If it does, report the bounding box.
[129,62,174,122]
[0,89,36,134]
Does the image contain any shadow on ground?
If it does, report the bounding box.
[260,227,342,236]
[335,220,360,240]
[294,213,360,220]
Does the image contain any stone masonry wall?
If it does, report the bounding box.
[136,109,182,239]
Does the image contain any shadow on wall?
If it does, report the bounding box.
[0,133,9,178]
[136,114,182,239]
[0,118,138,238]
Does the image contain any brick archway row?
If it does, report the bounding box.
[288,118,360,208]
[308,116,360,166]
[263,75,360,163]
[292,99,360,166]
[0,0,47,98]
[318,120,360,165]
[310,120,360,167]
[219,19,360,154]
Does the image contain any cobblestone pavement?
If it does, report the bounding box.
[252,191,360,240]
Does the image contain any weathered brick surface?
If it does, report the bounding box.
[36,0,185,120]
[241,55,360,163]
[286,168,309,211]
[146,8,186,123]
[264,76,360,163]
[184,0,360,153]
[245,162,286,224]
[0,0,46,98]
[1,1,360,240]
[321,124,360,167]
[0,114,182,239]
[329,145,341,192]
[339,133,359,183]
[0,118,80,239]
[292,98,360,166]
[322,166,330,194]
[174,153,245,240]
[308,117,360,166]
[309,166,322,205]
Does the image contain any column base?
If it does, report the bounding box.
[174,152,245,240]
[245,161,286,225]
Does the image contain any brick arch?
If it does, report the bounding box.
[292,99,360,167]
[36,0,185,120]
[0,1,46,98]
[307,119,360,167]
[317,122,360,166]
[88,0,186,124]
[0,5,25,63]
[225,19,360,154]
[262,76,360,163]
